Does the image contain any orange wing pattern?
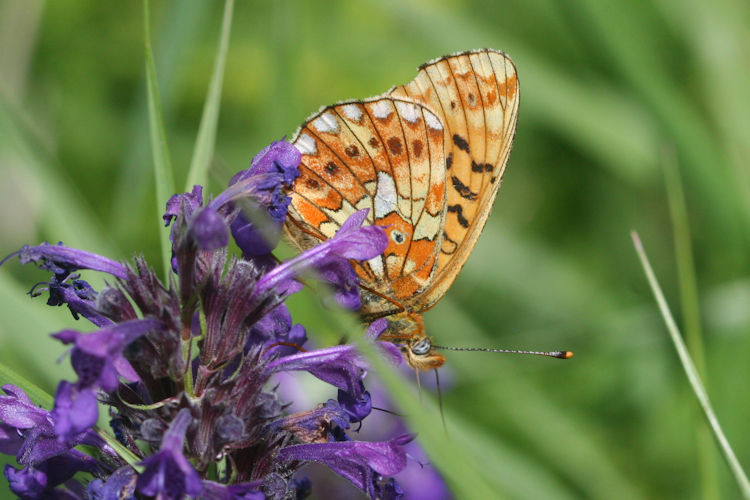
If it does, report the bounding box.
[285,98,448,319]
[389,49,519,311]
[284,49,519,320]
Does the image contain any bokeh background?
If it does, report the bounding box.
[1,0,750,498]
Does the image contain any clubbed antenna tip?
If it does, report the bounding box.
[431,345,574,359]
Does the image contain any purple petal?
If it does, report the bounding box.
[0,422,24,456]
[338,385,372,423]
[278,435,412,497]
[17,426,72,465]
[42,278,112,327]
[231,140,301,185]
[164,185,203,226]
[266,345,365,397]
[2,242,127,280]
[249,304,308,357]
[230,210,280,257]
[189,207,229,250]
[366,319,389,339]
[0,385,49,429]
[223,141,300,256]
[5,464,47,498]
[369,319,403,365]
[338,209,370,233]
[52,383,98,441]
[316,258,362,310]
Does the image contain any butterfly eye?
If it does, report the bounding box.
[390,230,407,244]
[410,337,432,356]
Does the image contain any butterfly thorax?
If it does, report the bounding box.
[378,311,446,371]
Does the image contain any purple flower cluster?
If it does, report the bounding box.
[0,141,415,499]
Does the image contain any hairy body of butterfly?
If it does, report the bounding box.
[284,49,520,371]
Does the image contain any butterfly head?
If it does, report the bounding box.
[383,311,446,371]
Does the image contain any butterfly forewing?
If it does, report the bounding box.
[286,48,519,319]
[390,49,519,310]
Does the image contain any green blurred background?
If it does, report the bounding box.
[1,0,749,498]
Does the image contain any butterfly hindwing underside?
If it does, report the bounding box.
[285,48,519,322]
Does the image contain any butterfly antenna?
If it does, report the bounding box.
[431,345,574,359]
[434,369,447,433]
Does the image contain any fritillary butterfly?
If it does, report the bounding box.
[284,49,520,370]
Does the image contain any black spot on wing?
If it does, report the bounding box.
[471,160,493,173]
[446,152,453,170]
[453,134,470,153]
[345,145,360,158]
[325,161,338,175]
[447,204,470,228]
[451,176,478,201]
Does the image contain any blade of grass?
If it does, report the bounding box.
[184,0,234,192]
[144,0,176,281]
[631,231,750,499]
[662,148,719,499]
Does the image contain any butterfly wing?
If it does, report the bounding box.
[285,98,449,319]
[389,48,519,311]
[285,49,519,318]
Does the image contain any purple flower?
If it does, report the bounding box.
[278,434,413,498]
[136,409,202,499]
[0,140,411,499]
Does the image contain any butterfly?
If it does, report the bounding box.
[284,49,520,371]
